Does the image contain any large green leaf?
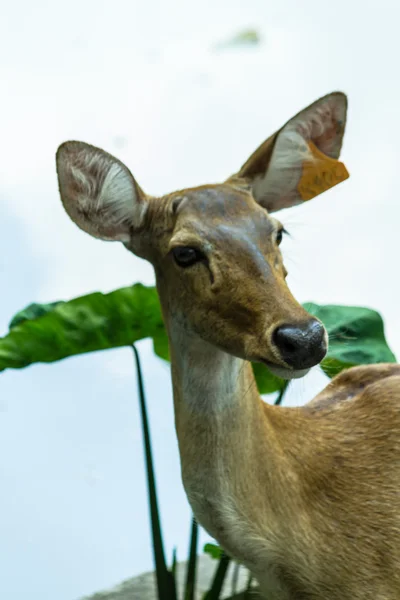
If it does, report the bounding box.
[251,304,396,391]
[0,289,395,393]
[0,284,169,371]
[304,303,396,377]
[0,284,281,393]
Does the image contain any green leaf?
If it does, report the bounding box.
[204,543,224,560]
[251,362,285,395]
[250,303,397,392]
[9,301,65,329]
[304,303,396,377]
[0,284,169,371]
[214,29,261,51]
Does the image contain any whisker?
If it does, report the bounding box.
[240,374,258,405]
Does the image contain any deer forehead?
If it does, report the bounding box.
[166,185,279,246]
[170,185,260,217]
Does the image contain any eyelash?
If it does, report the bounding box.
[276,227,288,245]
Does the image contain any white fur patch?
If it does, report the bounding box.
[252,128,311,210]
[169,322,243,414]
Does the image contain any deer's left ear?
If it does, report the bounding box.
[228,92,349,213]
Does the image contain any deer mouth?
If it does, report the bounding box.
[260,359,310,380]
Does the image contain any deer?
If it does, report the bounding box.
[55,92,400,599]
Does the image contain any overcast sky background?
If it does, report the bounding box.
[1,1,400,599]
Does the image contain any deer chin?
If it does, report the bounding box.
[261,359,310,380]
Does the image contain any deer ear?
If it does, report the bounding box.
[229,92,349,213]
[56,141,148,241]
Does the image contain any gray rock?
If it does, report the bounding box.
[79,555,260,600]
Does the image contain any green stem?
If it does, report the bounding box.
[132,345,176,600]
[274,381,289,406]
[244,572,254,597]
[204,553,231,599]
[231,562,240,595]
[184,517,199,600]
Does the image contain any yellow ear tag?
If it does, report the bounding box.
[298,141,349,201]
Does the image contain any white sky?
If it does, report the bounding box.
[1,1,400,598]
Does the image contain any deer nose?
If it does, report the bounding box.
[272,320,327,370]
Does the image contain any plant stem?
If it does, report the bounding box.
[274,381,289,406]
[132,345,176,600]
[184,517,199,600]
[204,554,231,599]
[231,562,240,595]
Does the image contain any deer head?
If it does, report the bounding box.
[56,92,348,380]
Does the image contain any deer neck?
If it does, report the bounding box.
[165,317,291,562]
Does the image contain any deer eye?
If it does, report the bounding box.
[172,246,205,268]
[276,227,288,245]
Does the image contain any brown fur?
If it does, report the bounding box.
[55,92,400,599]
[171,357,400,599]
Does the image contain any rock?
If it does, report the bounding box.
[79,554,260,600]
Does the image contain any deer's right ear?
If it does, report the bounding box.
[56,141,148,242]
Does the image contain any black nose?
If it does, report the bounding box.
[272,320,327,370]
